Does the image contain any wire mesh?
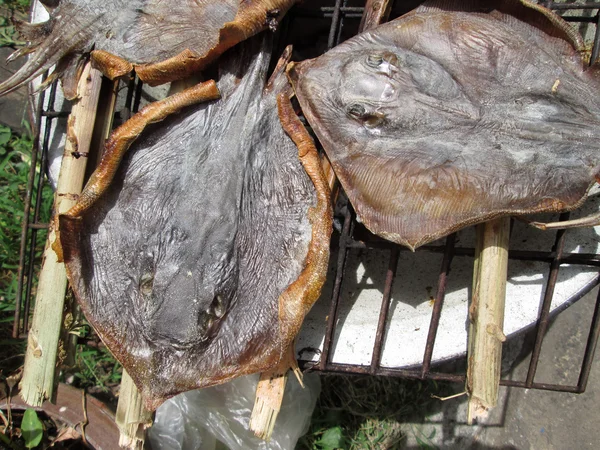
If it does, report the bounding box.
[14,0,600,395]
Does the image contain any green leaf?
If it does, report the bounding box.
[21,408,43,449]
[0,126,11,146]
[316,426,345,450]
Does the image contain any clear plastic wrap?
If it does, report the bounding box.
[148,373,320,450]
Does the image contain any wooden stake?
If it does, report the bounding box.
[115,370,152,450]
[466,217,510,424]
[250,372,288,441]
[359,0,392,32]
[249,3,394,437]
[64,77,120,368]
[20,63,102,406]
[250,346,302,440]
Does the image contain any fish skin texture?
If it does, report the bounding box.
[0,0,297,98]
[290,0,600,250]
[60,38,330,410]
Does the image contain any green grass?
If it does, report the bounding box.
[0,121,122,395]
[0,0,123,395]
[0,123,52,376]
[0,124,51,315]
[298,375,454,450]
[0,0,30,47]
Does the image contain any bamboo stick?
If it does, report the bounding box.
[20,63,103,406]
[321,153,339,199]
[250,371,288,441]
[112,76,205,449]
[359,0,392,32]
[112,78,202,448]
[115,370,152,450]
[249,3,394,438]
[64,77,120,368]
[250,347,303,440]
[466,217,511,424]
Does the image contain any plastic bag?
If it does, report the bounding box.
[148,373,320,450]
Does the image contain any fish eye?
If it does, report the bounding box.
[363,112,385,128]
[347,103,367,119]
[366,53,384,67]
[140,272,154,297]
[347,103,385,128]
[382,52,399,67]
[366,52,399,69]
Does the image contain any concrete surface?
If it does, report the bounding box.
[401,287,600,449]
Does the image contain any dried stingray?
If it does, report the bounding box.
[289,0,600,250]
[0,0,297,99]
[59,38,332,409]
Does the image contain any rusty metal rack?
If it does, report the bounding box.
[14,0,600,395]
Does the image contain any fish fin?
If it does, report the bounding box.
[276,91,333,346]
[64,80,220,219]
[529,211,600,230]
[57,54,89,100]
[418,0,583,51]
[0,43,56,96]
[90,50,133,81]
[265,45,292,92]
[13,18,51,44]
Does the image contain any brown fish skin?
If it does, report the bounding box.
[60,38,331,410]
[290,0,600,250]
[0,0,297,99]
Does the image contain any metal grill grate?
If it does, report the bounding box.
[14,1,600,395]
[288,0,600,394]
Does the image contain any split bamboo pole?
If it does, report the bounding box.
[466,217,511,424]
[115,370,153,450]
[20,63,102,406]
[250,0,393,439]
[64,77,120,368]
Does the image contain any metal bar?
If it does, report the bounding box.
[346,239,600,266]
[550,3,600,10]
[327,0,344,49]
[23,83,61,334]
[500,379,580,393]
[591,12,600,65]
[14,74,47,338]
[21,81,60,335]
[370,246,400,373]
[318,201,353,370]
[577,287,600,392]
[132,78,144,113]
[121,77,136,122]
[525,213,570,387]
[306,358,589,392]
[296,6,364,15]
[28,223,49,230]
[335,0,349,45]
[421,234,456,378]
[40,110,70,118]
[562,16,597,23]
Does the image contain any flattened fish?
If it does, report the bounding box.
[0,0,297,98]
[59,39,332,409]
[290,0,600,250]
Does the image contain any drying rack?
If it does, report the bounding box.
[13,0,600,396]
